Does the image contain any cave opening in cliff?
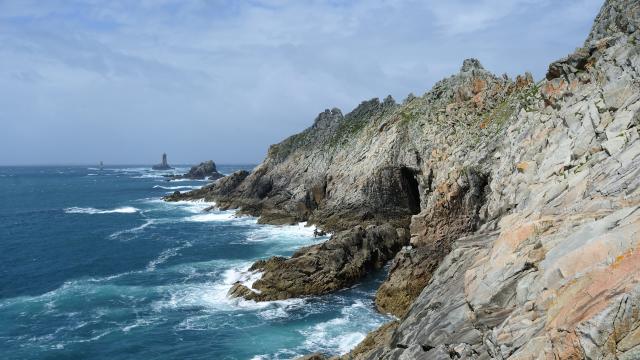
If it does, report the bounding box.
[400,167,421,214]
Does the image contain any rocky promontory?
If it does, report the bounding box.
[168,0,640,358]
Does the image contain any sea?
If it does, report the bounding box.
[0,165,391,360]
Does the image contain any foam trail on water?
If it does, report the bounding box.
[153,262,302,314]
[64,206,139,214]
[300,300,389,355]
[185,212,237,222]
[153,185,201,190]
[109,219,155,239]
[146,242,193,271]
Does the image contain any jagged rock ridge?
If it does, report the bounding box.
[168,0,640,358]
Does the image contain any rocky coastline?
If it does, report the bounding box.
[166,1,640,358]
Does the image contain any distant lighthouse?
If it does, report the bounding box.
[152,153,173,170]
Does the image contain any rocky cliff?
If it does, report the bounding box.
[169,0,640,358]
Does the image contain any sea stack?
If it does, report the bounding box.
[152,153,172,170]
[164,160,225,181]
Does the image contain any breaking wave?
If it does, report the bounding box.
[64,206,139,214]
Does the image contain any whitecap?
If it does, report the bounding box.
[239,222,329,253]
[109,219,155,239]
[64,206,139,214]
[121,317,155,333]
[146,242,193,271]
[153,185,201,190]
[185,212,237,222]
[152,263,303,313]
[299,300,389,355]
[143,198,215,214]
[167,178,209,182]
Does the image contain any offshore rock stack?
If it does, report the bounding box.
[164,160,224,181]
[167,0,640,358]
[152,153,172,170]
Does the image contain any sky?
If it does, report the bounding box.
[0,0,604,165]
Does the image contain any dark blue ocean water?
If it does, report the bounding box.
[0,166,389,360]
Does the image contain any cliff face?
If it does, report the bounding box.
[169,0,640,358]
[364,1,640,358]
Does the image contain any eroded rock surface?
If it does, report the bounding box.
[366,1,640,358]
[228,224,408,301]
[169,1,640,358]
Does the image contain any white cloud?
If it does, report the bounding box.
[0,0,603,164]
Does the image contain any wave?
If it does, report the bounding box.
[146,242,193,271]
[166,178,210,182]
[109,219,155,239]
[246,222,327,241]
[153,185,201,190]
[142,198,215,214]
[64,206,139,214]
[299,300,388,355]
[153,262,302,314]
[185,212,237,222]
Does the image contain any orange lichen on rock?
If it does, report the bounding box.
[547,244,640,330]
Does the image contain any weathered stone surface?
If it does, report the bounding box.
[170,1,640,358]
[227,224,408,301]
[366,1,640,358]
[336,321,399,360]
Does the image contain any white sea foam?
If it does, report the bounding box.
[300,300,386,355]
[185,212,237,222]
[153,262,302,313]
[153,185,201,190]
[121,317,155,333]
[246,222,325,241]
[146,242,193,271]
[166,178,209,182]
[109,219,155,239]
[64,206,139,214]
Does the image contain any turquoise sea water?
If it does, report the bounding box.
[0,166,390,360]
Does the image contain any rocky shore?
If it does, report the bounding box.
[167,1,640,358]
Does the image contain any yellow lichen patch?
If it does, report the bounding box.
[516,161,529,173]
[612,249,634,269]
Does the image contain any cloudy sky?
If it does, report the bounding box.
[0,0,603,165]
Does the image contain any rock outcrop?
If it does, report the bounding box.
[228,224,408,301]
[165,160,224,181]
[152,153,172,170]
[171,0,640,358]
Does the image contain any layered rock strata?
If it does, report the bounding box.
[169,0,640,358]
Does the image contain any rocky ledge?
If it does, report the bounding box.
[228,224,408,301]
[169,0,640,358]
